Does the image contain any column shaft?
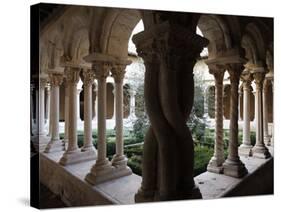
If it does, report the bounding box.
[97,77,107,161]
[207,70,225,173]
[51,85,60,141]
[64,83,69,144]
[223,66,247,178]
[44,73,64,153]
[263,79,270,145]
[39,81,46,135]
[252,71,270,158]
[238,76,253,156]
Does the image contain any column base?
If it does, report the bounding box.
[85,158,132,185]
[252,145,271,159]
[81,145,97,156]
[207,156,224,174]
[222,158,248,178]
[44,139,65,153]
[238,144,253,156]
[59,149,97,166]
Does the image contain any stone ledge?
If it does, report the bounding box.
[39,151,141,207]
[39,144,273,206]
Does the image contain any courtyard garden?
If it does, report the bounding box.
[59,127,256,177]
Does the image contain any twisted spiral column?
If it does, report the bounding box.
[223,65,247,178]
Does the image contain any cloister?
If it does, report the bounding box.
[31,3,274,207]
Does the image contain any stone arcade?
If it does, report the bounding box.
[31,3,274,207]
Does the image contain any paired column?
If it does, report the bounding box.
[207,68,225,173]
[238,70,253,156]
[251,68,271,158]
[111,64,132,175]
[44,72,64,153]
[262,78,270,145]
[85,62,113,184]
[222,64,247,178]
[39,78,47,135]
[81,68,97,156]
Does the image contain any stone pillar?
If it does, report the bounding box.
[111,63,132,176]
[45,84,50,125]
[222,64,247,178]
[30,84,34,136]
[60,67,95,165]
[270,80,274,146]
[263,78,270,145]
[203,87,210,119]
[132,20,208,202]
[238,70,253,156]
[39,78,47,135]
[85,62,113,184]
[63,80,69,147]
[207,68,225,173]
[81,69,97,158]
[129,89,137,119]
[47,85,53,137]
[93,83,98,121]
[44,72,64,153]
[35,88,39,135]
[77,87,82,123]
[112,85,116,119]
[251,68,271,159]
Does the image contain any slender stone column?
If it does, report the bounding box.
[39,78,47,135]
[44,72,64,153]
[81,69,97,157]
[35,89,39,135]
[263,78,270,145]
[45,84,50,125]
[239,70,253,156]
[60,67,84,165]
[47,85,53,137]
[203,87,210,119]
[77,87,82,123]
[111,64,132,176]
[30,84,34,136]
[112,85,116,119]
[85,62,113,184]
[93,83,98,121]
[129,89,137,119]
[222,64,247,178]
[270,80,274,146]
[207,68,225,173]
[251,68,271,159]
[63,81,69,147]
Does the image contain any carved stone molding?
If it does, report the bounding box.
[48,72,64,86]
[82,69,95,86]
[111,65,126,83]
[92,62,110,81]
[64,67,81,84]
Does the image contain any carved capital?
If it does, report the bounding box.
[40,78,48,89]
[64,67,81,84]
[252,71,265,90]
[208,65,225,84]
[111,65,126,83]
[92,62,110,81]
[48,72,64,86]
[226,63,244,85]
[82,69,95,86]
